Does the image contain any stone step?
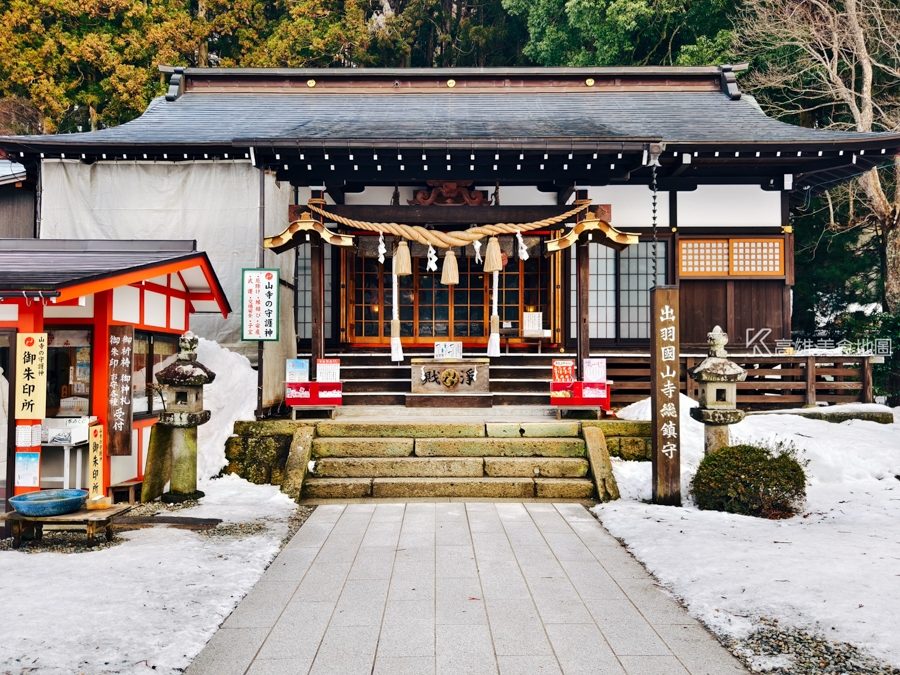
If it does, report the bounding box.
[483,457,589,478]
[302,476,595,500]
[311,456,589,479]
[303,477,374,499]
[314,457,484,478]
[485,422,581,437]
[414,437,585,458]
[312,437,415,458]
[316,421,486,438]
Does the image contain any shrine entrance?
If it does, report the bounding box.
[344,244,553,346]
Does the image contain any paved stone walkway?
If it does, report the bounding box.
[186,502,747,675]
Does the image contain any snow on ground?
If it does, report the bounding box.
[196,338,257,480]
[596,398,900,665]
[0,476,296,675]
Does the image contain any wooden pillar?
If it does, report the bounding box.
[574,189,589,380]
[805,355,816,406]
[256,165,265,419]
[861,356,872,403]
[650,286,681,506]
[91,290,112,494]
[576,242,589,381]
[310,189,325,380]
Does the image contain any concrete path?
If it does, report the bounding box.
[186,502,747,675]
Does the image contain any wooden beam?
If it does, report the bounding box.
[310,237,325,379]
[291,204,578,226]
[557,185,576,205]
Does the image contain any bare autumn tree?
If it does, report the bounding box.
[737,0,900,314]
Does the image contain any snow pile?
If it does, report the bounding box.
[0,477,295,674]
[613,394,704,501]
[595,398,900,664]
[196,338,257,480]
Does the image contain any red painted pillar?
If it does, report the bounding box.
[13,301,44,495]
[92,291,112,494]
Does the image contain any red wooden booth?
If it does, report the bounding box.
[0,239,229,511]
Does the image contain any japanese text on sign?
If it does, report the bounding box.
[650,288,682,506]
[15,333,47,420]
[242,269,280,341]
[106,325,134,456]
[89,425,104,499]
[655,303,679,459]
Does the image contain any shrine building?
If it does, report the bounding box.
[2,65,899,413]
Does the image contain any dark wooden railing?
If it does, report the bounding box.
[605,354,872,409]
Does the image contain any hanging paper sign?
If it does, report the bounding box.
[14,451,40,488]
[106,325,133,456]
[317,359,341,383]
[286,359,310,383]
[241,269,280,341]
[583,358,607,383]
[434,342,463,360]
[88,425,104,499]
[15,333,47,420]
[523,312,543,337]
[552,360,576,383]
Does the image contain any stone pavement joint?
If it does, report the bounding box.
[186,501,747,675]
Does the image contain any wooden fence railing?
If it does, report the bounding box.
[605,355,872,409]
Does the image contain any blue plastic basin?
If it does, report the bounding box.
[9,489,89,517]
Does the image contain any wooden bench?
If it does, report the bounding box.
[4,504,134,549]
[107,480,143,504]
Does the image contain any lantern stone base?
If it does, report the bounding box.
[161,489,206,504]
[690,408,746,426]
[704,424,731,456]
[157,410,211,428]
[170,427,199,495]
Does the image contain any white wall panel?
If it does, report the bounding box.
[112,286,140,324]
[45,294,94,319]
[586,185,670,229]
[678,185,781,228]
[0,304,19,321]
[170,297,186,330]
[144,290,167,327]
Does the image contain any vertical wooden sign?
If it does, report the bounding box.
[650,286,681,506]
[88,425,104,500]
[107,325,134,456]
[15,333,47,420]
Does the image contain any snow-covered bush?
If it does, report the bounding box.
[691,442,807,518]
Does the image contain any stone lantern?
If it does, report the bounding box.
[689,326,747,455]
[154,331,215,500]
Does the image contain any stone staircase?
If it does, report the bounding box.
[303,421,594,499]
[224,417,651,501]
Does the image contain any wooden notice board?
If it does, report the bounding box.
[650,286,681,506]
[106,325,134,456]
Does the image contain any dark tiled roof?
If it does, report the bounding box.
[0,239,201,292]
[3,90,898,150]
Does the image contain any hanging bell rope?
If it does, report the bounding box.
[483,236,503,273]
[390,270,404,362]
[487,269,501,357]
[305,201,590,249]
[395,240,412,276]
[441,248,459,286]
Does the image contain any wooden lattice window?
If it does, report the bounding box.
[730,239,784,275]
[678,240,729,276]
[678,238,785,278]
